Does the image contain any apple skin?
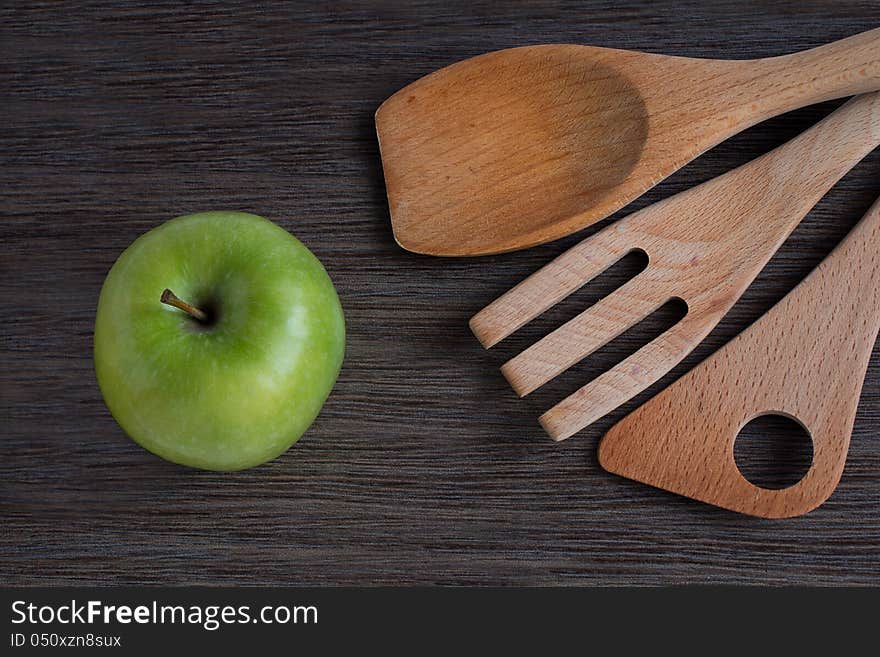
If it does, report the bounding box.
[94,211,345,471]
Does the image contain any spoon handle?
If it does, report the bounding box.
[753,27,880,117]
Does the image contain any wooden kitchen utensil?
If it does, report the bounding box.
[376,29,880,256]
[598,195,880,518]
[470,92,880,441]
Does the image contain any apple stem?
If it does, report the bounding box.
[160,289,208,323]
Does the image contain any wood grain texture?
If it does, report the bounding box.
[2,0,880,586]
[600,197,880,518]
[376,28,880,256]
[471,92,880,441]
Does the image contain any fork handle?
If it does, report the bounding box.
[755,91,880,223]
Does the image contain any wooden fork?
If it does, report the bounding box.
[470,92,880,442]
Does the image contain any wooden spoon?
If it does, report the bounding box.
[598,196,880,518]
[376,29,880,256]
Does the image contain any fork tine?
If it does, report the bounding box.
[500,273,666,396]
[538,315,703,441]
[469,231,634,348]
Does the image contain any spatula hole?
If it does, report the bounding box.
[734,414,813,490]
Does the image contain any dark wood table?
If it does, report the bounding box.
[3,1,879,586]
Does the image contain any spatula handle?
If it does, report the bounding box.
[755,27,880,116]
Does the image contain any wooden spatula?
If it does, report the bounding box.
[469,92,880,441]
[376,29,880,256]
[598,195,880,518]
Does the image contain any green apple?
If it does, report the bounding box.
[94,211,345,471]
